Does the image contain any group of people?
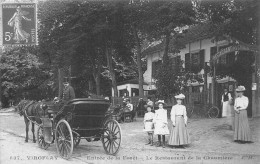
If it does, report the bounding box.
[143,85,252,148]
[143,94,189,148]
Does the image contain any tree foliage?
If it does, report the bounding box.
[0,47,51,107]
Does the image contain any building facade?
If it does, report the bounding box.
[142,23,260,117]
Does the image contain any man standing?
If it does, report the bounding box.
[62,82,75,101]
[221,88,232,117]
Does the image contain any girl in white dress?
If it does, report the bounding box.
[143,105,155,145]
[153,100,169,148]
[168,94,190,148]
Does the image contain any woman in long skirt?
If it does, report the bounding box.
[233,86,252,143]
[153,100,169,148]
[168,94,190,148]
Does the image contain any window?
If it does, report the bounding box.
[131,88,139,97]
[152,60,162,78]
[171,56,181,70]
[185,49,205,73]
[119,89,128,97]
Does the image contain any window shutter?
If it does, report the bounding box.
[152,61,156,78]
[210,47,217,60]
[152,60,162,78]
[200,49,205,68]
[185,53,190,71]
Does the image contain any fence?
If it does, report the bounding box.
[111,96,147,107]
[111,91,210,106]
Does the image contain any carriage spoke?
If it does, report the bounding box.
[114,130,120,136]
[64,139,72,143]
[104,130,110,136]
[63,142,70,156]
[114,140,119,146]
[111,141,114,153]
[109,122,113,130]
[65,134,71,140]
[63,144,67,157]
[108,141,112,153]
[106,140,111,149]
[57,129,62,137]
[111,122,115,132]
[103,138,109,144]
[58,126,64,137]
[62,144,67,157]
[59,144,64,156]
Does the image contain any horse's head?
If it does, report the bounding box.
[16,100,29,116]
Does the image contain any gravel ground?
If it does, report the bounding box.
[0,111,259,164]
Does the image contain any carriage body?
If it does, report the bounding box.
[37,98,122,159]
[56,98,110,137]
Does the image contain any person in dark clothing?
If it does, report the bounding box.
[62,82,75,101]
[137,98,146,117]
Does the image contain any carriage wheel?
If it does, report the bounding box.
[102,119,122,155]
[55,120,73,159]
[36,125,50,150]
[208,106,220,118]
[73,135,80,147]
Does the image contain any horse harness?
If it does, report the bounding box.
[23,101,43,126]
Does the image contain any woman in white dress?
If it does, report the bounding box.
[143,105,155,146]
[153,100,169,148]
[233,86,252,143]
[168,94,190,148]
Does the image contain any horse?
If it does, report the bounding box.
[16,100,49,143]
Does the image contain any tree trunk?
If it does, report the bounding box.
[0,65,2,108]
[105,43,118,97]
[0,48,2,108]
[163,32,171,62]
[133,27,144,97]
[93,62,101,95]
[88,80,93,92]
[58,68,64,98]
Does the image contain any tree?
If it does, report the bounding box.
[195,0,258,84]
[143,1,196,98]
[0,47,51,107]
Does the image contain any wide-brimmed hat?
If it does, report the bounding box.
[124,98,130,102]
[236,85,246,92]
[155,100,166,106]
[145,105,153,109]
[175,93,185,100]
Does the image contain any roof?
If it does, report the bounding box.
[117,79,148,86]
[142,22,215,56]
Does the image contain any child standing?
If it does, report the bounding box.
[168,94,190,148]
[153,100,169,148]
[143,105,155,146]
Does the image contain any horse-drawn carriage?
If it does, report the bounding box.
[17,98,122,159]
[107,104,136,123]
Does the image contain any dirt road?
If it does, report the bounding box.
[0,111,259,164]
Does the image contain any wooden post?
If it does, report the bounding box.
[0,3,3,108]
[212,41,219,106]
[68,65,72,84]
[0,47,2,108]
[204,62,208,104]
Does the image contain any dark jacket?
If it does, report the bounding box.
[62,85,75,101]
